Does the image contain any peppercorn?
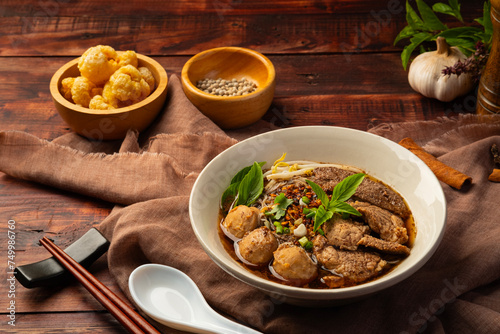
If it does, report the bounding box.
[196,77,257,96]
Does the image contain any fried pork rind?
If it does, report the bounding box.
[60,77,75,100]
[138,66,155,91]
[61,45,156,110]
[78,45,119,86]
[101,83,119,108]
[117,50,139,68]
[62,76,97,108]
[91,87,103,97]
[103,65,151,106]
[89,95,115,110]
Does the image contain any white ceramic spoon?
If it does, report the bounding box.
[129,264,262,334]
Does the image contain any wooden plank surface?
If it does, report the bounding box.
[0,1,482,56]
[0,14,407,56]
[0,0,460,16]
[3,312,127,333]
[0,53,464,136]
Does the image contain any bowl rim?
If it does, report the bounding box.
[49,52,168,115]
[189,126,447,300]
[181,46,276,101]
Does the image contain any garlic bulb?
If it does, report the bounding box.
[408,37,474,102]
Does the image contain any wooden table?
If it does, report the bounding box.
[0,0,484,332]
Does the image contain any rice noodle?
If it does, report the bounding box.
[256,160,362,232]
[266,169,313,180]
[263,161,362,180]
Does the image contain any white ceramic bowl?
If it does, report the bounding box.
[189,126,447,306]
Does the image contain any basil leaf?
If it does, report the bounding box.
[442,38,477,56]
[432,2,463,22]
[401,32,434,70]
[406,0,426,31]
[396,0,492,73]
[236,162,264,206]
[220,182,240,208]
[482,1,493,41]
[305,179,329,207]
[329,201,362,217]
[313,205,334,232]
[448,0,461,12]
[437,27,482,40]
[230,161,265,184]
[330,173,365,203]
[394,25,415,46]
[416,0,447,31]
[475,2,492,45]
[307,173,366,232]
[221,161,266,208]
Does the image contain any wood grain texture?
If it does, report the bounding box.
[0,53,468,137]
[0,0,438,16]
[3,311,131,333]
[1,14,407,56]
[0,1,482,56]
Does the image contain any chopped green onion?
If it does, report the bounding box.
[298,236,308,247]
[303,207,316,218]
[300,196,310,205]
[298,236,313,250]
[274,221,284,234]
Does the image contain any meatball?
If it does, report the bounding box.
[238,226,278,266]
[272,243,317,284]
[222,205,260,239]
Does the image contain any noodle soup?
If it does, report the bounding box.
[219,157,415,289]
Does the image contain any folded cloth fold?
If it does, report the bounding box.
[0,129,236,205]
[1,74,500,334]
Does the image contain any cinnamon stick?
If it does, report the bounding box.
[399,137,472,190]
[488,169,500,182]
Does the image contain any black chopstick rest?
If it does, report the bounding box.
[15,228,110,288]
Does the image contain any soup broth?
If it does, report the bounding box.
[219,161,415,289]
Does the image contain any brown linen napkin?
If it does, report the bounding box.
[2,75,500,333]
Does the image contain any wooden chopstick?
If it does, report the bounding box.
[40,237,160,334]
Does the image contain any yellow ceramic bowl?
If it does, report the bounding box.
[181,47,275,129]
[50,53,168,141]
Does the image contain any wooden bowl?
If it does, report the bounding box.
[181,47,275,129]
[50,53,168,141]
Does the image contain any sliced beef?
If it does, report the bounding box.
[324,214,370,251]
[313,167,410,218]
[358,235,410,256]
[352,201,408,244]
[313,235,387,288]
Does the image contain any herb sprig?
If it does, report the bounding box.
[395,0,492,70]
[220,162,265,210]
[305,173,365,232]
[265,193,294,220]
